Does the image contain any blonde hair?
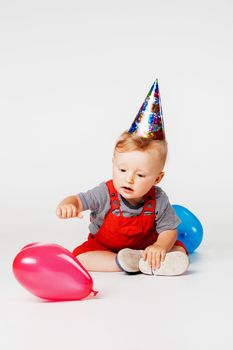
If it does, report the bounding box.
[114,130,168,168]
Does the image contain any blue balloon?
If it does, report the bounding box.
[172,205,203,253]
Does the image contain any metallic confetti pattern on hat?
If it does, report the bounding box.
[129,79,165,140]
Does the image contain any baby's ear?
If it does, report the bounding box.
[154,171,165,185]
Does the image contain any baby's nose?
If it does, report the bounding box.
[126,174,134,184]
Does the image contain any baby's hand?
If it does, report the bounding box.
[56,204,83,219]
[143,244,166,270]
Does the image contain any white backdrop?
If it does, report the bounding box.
[1,2,233,350]
[1,0,233,262]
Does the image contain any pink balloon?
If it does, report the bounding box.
[12,243,98,301]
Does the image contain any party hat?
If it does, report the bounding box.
[128,79,165,140]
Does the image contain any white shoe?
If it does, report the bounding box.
[139,251,189,276]
[116,248,142,274]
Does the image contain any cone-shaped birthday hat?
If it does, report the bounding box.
[128,79,165,140]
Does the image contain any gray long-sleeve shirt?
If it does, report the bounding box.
[77,181,181,235]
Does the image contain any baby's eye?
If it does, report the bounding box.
[137,174,145,178]
[120,169,126,172]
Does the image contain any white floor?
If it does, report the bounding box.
[1,1,233,348]
[1,235,233,350]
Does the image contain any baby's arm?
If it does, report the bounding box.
[56,195,84,219]
[145,187,181,269]
[153,229,177,251]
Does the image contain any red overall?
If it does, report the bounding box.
[72,180,187,256]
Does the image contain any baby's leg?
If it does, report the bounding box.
[77,251,122,272]
[169,245,187,253]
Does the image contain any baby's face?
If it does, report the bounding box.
[112,149,164,205]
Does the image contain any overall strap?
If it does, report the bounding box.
[143,186,156,216]
[105,180,121,210]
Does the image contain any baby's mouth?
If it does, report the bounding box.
[122,186,134,192]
